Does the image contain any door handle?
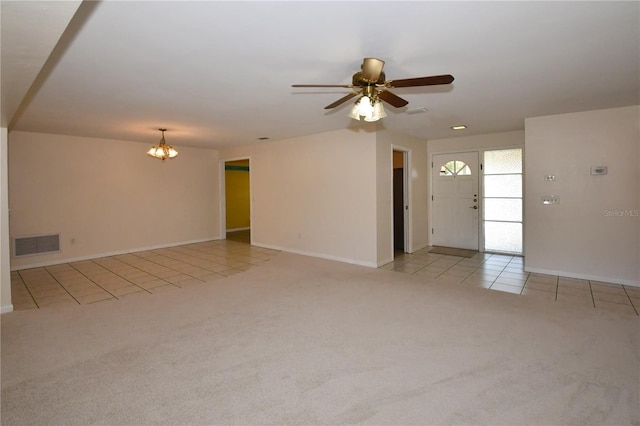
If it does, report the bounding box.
[469,206,478,209]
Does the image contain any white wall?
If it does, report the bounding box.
[428,130,525,155]
[375,128,430,265]
[1,127,12,313]
[375,132,392,265]
[524,106,640,286]
[9,131,220,270]
[219,128,379,266]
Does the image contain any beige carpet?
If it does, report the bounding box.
[1,252,638,425]
[429,246,479,258]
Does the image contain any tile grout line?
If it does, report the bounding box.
[487,265,511,290]
[67,262,147,299]
[164,245,252,269]
[506,259,530,295]
[587,280,596,308]
[418,254,465,279]
[87,258,160,293]
[15,270,40,309]
[460,256,498,284]
[104,255,192,288]
[136,250,235,276]
[409,254,446,276]
[136,249,227,279]
[485,254,513,289]
[451,254,507,285]
[47,264,113,298]
[41,266,81,306]
[621,286,639,315]
[511,259,526,295]
[435,256,466,279]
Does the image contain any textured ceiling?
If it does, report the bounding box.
[4,1,639,149]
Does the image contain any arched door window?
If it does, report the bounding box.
[439,160,471,176]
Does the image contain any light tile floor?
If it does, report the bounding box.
[382,248,640,316]
[11,239,279,311]
[11,241,640,317]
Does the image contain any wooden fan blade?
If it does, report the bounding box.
[361,58,385,82]
[292,84,352,88]
[324,92,359,109]
[377,90,409,108]
[387,74,454,88]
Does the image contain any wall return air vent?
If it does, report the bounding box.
[14,234,60,257]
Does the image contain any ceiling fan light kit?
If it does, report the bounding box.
[292,57,454,122]
[348,96,387,122]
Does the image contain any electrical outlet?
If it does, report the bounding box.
[544,175,556,181]
[541,195,559,205]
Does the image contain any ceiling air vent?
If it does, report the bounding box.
[14,234,60,257]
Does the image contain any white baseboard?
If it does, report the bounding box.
[252,242,378,268]
[226,227,250,232]
[408,243,430,254]
[377,257,394,267]
[1,304,14,314]
[524,266,640,288]
[10,237,221,271]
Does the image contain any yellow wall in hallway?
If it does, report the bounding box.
[225,160,250,230]
[393,150,404,169]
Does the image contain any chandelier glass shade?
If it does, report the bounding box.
[348,94,387,122]
[147,128,178,161]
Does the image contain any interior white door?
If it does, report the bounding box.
[432,152,479,250]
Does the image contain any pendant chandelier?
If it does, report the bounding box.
[147,128,178,161]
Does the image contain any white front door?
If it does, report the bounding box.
[432,152,479,250]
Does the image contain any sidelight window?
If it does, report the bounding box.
[483,149,523,254]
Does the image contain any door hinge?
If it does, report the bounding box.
[431,195,434,201]
[480,163,483,170]
[432,228,434,234]
[431,162,434,168]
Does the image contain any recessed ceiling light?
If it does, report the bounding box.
[257,136,270,140]
[451,125,467,130]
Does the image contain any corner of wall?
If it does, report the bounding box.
[0,127,11,313]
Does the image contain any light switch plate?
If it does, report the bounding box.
[541,195,559,205]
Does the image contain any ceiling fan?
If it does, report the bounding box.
[292,58,454,120]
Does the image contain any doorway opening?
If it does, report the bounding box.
[393,149,409,257]
[222,158,251,244]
